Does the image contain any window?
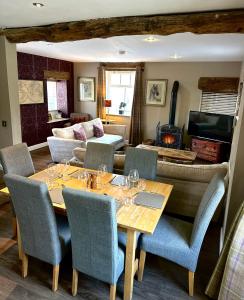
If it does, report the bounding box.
[105,70,136,116]
[200,91,238,116]
[47,80,58,111]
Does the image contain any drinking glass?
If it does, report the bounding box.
[138,179,146,192]
[128,169,139,188]
[44,163,57,189]
[78,171,88,190]
[98,164,108,188]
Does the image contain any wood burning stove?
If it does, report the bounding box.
[156,81,183,149]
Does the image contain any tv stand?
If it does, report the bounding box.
[191,137,230,163]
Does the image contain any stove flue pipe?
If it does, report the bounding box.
[169,81,179,127]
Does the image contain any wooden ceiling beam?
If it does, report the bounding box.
[1,9,244,43]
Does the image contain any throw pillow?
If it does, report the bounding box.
[93,124,104,137]
[73,126,87,141]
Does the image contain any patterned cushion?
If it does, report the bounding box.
[93,124,104,137]
[73,126,87,141]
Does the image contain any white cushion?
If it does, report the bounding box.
[88,133,123,145]
[81,118,103,139]
[52,123,80,139]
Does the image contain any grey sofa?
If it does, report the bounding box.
[71,147,228,219]
[47,118,126,163]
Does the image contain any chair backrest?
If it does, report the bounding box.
[62,188,119,285]
[4,174,62,265]
[84,142,114,173]
[0,143,35,177]
[190,173,225,250]
[124,147,158,180]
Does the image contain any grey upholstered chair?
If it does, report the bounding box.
[4,174,71,292]
[138,173,225,296]
[84,142,114,173]
[62,188,124,299]
[0,143,35,177]
[0,143,35,237]
[124,147,158,180]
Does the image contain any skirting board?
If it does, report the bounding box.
[28,142,48,152]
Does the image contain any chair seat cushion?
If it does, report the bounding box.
[141,215,195,271]
[56,214,71,257]
[88,134,123,146]
[118,231,141,249]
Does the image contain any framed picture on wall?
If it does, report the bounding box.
[145,79,168,106]
[18,80,44,104]
[78,77,95,101]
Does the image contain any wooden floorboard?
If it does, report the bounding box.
[0,147,219,299]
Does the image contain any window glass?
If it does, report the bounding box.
[47,81,58,111]
[105,70,136,116]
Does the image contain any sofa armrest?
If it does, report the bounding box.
[103,124,126,139]
[47,136,86,162]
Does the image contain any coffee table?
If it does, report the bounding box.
[136,144,197,163]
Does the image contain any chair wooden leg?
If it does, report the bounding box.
[17,221,23,260]
[52,265,60,292]
[22,253,28,278]
[138,250,146,282]
[12,217,17,238]
[110,284,116,300]
[72,268,78,296]
[188,271,194,297]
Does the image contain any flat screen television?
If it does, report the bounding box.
[188,111,234,143]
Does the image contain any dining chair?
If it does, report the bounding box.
[138,173,225,296]
[62,188,124,299]
[4,174,71,292]
[84,142,114,173]
[124,147,158,180]
[0,143,35,237]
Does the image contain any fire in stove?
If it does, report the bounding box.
[156,81,183,149]
[162,133,176,145]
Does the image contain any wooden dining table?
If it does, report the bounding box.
[1,165,173,300]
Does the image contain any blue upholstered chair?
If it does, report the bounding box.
[138,173,225,296]
[124,147,158,180]
[84,142,114,173]
[0,143,35,237]
[62,188,124,299]
[4,174,71,292]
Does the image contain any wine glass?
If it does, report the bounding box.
[61,159,70,181]
[138,179,146,192]
[128,169,139,188]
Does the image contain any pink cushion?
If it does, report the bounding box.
[73,126,87,141]
[93,124,104,137]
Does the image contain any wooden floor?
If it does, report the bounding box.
[0,147,219,300]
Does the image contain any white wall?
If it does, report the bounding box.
[0,36,21,148]
[74,61,241,142]
[74,62,99,119]
[223,61,244,236]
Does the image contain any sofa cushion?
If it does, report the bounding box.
[82,118,103,139]
[93,124,104,137]
[88,134,123,146]
[74,126,87,141]
[52,124,80,140]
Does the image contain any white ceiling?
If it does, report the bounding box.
[3,0,244,62]
[17,33,244,62]
[0,0,244,28]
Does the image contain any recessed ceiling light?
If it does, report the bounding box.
[144,36,159,43]
[119,50,127,55]
[33,2,44,8]
[170,53,182,59]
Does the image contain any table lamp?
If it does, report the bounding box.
[104,99,112,119]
